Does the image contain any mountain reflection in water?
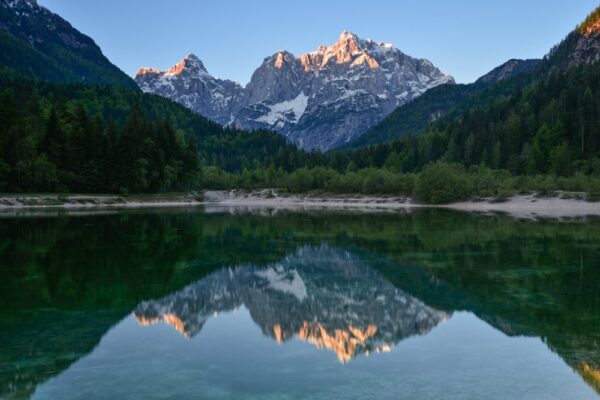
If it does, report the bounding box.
[134,245,449,362]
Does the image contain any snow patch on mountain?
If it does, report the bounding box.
[256,92,308,126]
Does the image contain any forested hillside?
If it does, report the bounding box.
[344,63,600,176]
[0,72,320,193]
[0,0,138,89]
[345,59,541,149]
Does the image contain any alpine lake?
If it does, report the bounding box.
[1,206,600,399]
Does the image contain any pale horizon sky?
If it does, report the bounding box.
[39,0,599,85]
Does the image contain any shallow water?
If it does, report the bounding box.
[1,209,599,399]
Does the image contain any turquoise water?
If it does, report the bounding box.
[1,209,599,399]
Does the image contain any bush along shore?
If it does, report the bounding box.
[199,161,600,204]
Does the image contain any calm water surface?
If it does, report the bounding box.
[1,208,599,399]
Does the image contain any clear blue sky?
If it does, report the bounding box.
[39,0,599,85]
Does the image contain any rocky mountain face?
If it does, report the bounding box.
[475,59,541,85]
[136,54,242,125]
[136,31,453,151]
[564,10,600,67]
[134,245,449,362]
[547,7,600,69]
[0,0,137,89]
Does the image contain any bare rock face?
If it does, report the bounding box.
[135,54,242,125]
[135,32,454,151]
[547,9,600,70]
[570,23,600,67]
[475,59,541,85]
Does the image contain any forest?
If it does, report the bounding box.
[3,44,600,202]
[357,64,600,176]
[0,70,326,193]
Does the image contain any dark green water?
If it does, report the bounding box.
[1,208,600,399]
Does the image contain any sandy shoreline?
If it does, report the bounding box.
[0,190,599,219]
[202,190,600,219]
[0,194,203,210]
[441,195,600,219]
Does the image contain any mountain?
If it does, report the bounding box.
[136,31,453,151]
[345,58,541,149]
[135,245,449,362]
[547,6,600,69]
[0,0,322,193]
[135,54,242,124]
[339,6,600,177]
[350,4,600,152]
[0,0,137,89]
[475,58,541,84]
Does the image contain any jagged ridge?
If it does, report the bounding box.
[136,31,453,151]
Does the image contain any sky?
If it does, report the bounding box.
[38,0,599,85]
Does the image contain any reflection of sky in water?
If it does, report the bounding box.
[33,310,597,400]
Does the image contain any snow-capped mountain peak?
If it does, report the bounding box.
[273,50,297,69]
[137,53,207,78]
[299,31,383,71]
[339,29,357,40]
[135,32,454,151]
[135,54,242,125]
[166,53,207,75]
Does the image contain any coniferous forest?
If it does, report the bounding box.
[0,71,324,193]
[345,64,600,176]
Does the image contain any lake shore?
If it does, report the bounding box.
[0,193,203,210]
[1,190,599,219]
[203,190,600,219]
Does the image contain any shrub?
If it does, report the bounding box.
[414,162,471,204]
[589,179,600,201]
